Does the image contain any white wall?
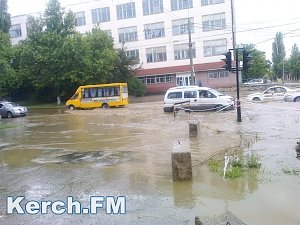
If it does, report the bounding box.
[9,0,233,70]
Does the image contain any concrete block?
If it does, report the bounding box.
[189,122,199,137]
[172,141,192,181]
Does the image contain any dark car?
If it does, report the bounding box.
[0,101,28,118]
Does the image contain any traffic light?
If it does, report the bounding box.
[222,51,232,71]
[242,50,252,71]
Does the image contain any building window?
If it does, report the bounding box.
[219,69,229,78]
[125,49,139,59]
[208,70,218,79]
[146,46,167,63]
[174,43,196,60]
[171,0,193,11]
[143,0,163,15]
[144,22,165,39]
[203,39,227,57]
[118,26,138,43]
[156,75,165,83]
[92,7,110,24]
[201,0,224,6]
[75,11,86,27]
[202,13,226,31]
[172,18,194,35]
[166,75,173,82]
[117,2,136,20]
[146,76,156,84]
[9,24,22,38]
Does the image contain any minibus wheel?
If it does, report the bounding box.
[102,103,109,109]
[68,105,75,110]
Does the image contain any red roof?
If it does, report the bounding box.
[135,61,227,76]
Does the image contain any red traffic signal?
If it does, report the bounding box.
[222,51,232,71]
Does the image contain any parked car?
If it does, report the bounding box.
[0,101,28,118]
[243,78,264,85]
[246,86,297,102]
[163,86,235,112]
[284,91,300,102]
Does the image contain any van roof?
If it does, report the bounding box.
[168,86,210,91]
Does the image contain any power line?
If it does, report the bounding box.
[255,27,300,45]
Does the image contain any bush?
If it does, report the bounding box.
[127,76,146,97]
[246,154,261,168]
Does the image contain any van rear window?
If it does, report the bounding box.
[167,92,182,99]
[184,91,197,98]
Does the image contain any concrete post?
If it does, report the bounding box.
[171,140,192,181]
[195,217,203,225]
[296,142,300,158]
[189,122,199,137]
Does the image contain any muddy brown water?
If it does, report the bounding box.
[0,96,299,225]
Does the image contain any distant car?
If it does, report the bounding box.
[243,78,264,85]
[284,91,300,102]
[163,86,235,112]
[0,101,28,118]
[246,86,297,102]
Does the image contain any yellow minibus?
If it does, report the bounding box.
[66,83,128,110]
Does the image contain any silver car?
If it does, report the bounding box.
[284,91,300,102]
[0,101,28,118]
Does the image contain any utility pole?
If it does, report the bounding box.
[188,17,195,85]
[235,49,241,122]
[282,58,285,80]
[230,0,241,122]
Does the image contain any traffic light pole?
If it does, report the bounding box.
[235,49,242,122]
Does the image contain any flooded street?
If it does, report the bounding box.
[0,95,299,225]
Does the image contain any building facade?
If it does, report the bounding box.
[9,0,235,94]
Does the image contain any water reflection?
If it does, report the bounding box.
[172,181,195,208]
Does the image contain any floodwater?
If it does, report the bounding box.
[0,95,299,225]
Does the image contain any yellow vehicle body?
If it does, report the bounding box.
[66,83,129,110]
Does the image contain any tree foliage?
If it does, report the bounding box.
[238,43,270,80]
[0,0,16,98]
[8,0,144,102]
[0,0,11,33]
[287,44,300,80]
[272,32,286,78]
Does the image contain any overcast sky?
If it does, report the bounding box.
[7,0,300,60]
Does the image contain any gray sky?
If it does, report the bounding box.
[7,0,300,60]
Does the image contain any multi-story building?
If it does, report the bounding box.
[9,0,236,94]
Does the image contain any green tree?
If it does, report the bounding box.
[287,43,300,80]
[238,43,270,81]
[0,0,17,99]
[272,32,286,79]
[112,46,145,96]
[0,0,11,33]
[11,0,145,102]
[18,0,75,104]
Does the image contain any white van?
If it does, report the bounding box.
[163,86,235,112]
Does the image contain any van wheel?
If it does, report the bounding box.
[7,112,13,118]
[294,97,300,102]
[68,105,75,110]
[214,105,223,111]
[164,106,174,112]
[102,103,109,109]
